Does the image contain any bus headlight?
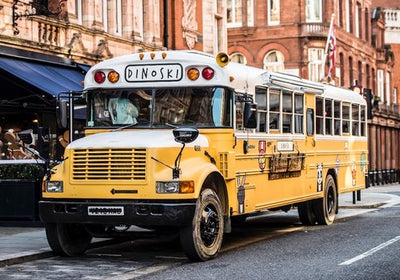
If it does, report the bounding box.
[46,181,63,193]
[156,181,194,194]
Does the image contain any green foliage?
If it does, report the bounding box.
[0,164,45,180]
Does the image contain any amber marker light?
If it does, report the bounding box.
[179,181,195,193]
[150,53,155,59]
[187,68,200,80]
[139,53,144,60]
[162,52,167,59]
[107,70,120,83]
[230,76,235,82]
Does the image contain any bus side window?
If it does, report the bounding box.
[255,87,267,132]
[306,108,314,136]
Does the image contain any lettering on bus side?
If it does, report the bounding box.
[125,63,183,82]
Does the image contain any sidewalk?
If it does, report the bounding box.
[0,184,399,267]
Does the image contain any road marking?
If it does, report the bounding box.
[339,235,400,266]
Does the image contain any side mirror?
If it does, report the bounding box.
[243,102,257,129]
[56,99,68,129]
[173,127,199,144]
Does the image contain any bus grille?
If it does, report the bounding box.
[72,148,147,181]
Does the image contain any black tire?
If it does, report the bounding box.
[313,174,337,225]
[180,188,224,261]
[297,201,317,225]
[45,223,92,257]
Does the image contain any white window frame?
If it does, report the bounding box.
[355,2,360,38]
[394,88,398,105]
[263,50,285,72]
[377,69,384,101]
[306,0,322,23]
[102,0,108,32]
[308,48,325,82]
[115,0,122,35]
[386,71,391,105]
[247,0,254,26]
[76,0,82,25]
[346,0,350,32]
[227,0,243,27]
[268,0,280,26]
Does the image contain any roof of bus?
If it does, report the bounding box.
[323,84,366,105]
[83,50,366,105]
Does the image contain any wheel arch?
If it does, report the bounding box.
[201,171,229,217]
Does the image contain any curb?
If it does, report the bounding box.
[339,202,386,209]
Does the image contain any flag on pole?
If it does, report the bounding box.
[324,14,336,81]
[327,23,336,79]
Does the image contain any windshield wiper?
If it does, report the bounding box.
[111,123,137,132]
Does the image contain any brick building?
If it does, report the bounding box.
[227,0,398,184]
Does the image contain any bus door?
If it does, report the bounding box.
[305,106,318,194]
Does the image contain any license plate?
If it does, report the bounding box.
[88,206,124,216]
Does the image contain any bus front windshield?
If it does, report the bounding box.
[87,87,233,128]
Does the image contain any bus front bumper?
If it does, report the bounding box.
[39,200,196,227]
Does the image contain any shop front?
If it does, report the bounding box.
[0,46,88,221]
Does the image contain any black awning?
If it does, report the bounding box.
[0,55,85,97]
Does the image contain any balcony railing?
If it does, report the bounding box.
[301,23,329,37]
[384,9,400,29]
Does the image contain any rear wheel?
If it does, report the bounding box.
[297,201,317,225]
[313,174,337,225]
[45,223,92,256]
[180,188,224,261]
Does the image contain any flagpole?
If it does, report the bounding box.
[323,13,335,73]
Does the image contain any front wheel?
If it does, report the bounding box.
[313,174,337,225]
[180,188,224,261]
[45,223,92,256]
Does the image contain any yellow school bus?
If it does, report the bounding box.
[39,51,368,261]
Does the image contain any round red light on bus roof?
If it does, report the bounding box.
[202,67,214,80]
[94,71,106,84]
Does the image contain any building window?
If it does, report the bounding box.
[231,53,247,64]
[263,51,285,72]
[355,2,361,38]
[306,0,322,23]
[227,0,243,27]
[247,0,254,26]
[76,0,82,24]
[358,61,362,86]
[339,53,345,86]
[377,69,384,101]
[308,48,324,82]
[338,0,343,27]
[386,71,391,105]
[346,0,353,33]
[349,56,353,86]
[102,0,108,32]
[366,64,370,89]
[394,88,398,105]
[268,0,280,25]
[115,0,122,35]
[365,8,369,42]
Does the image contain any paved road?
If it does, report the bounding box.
[1,196,400,279]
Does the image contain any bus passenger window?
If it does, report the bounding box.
[306,108,314,136]
[269,90,280,131]
[282,91,292,133]
[255,87,267,132]
[316,97,323,134]
[342,104,350,134]
[352,104,360,136]
[294,93,303,134]
[236,102,244,130]
[334,101,341,135]
[325,99,333,135]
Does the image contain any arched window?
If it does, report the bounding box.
[231,53,247,64]
[263,51,285,72]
